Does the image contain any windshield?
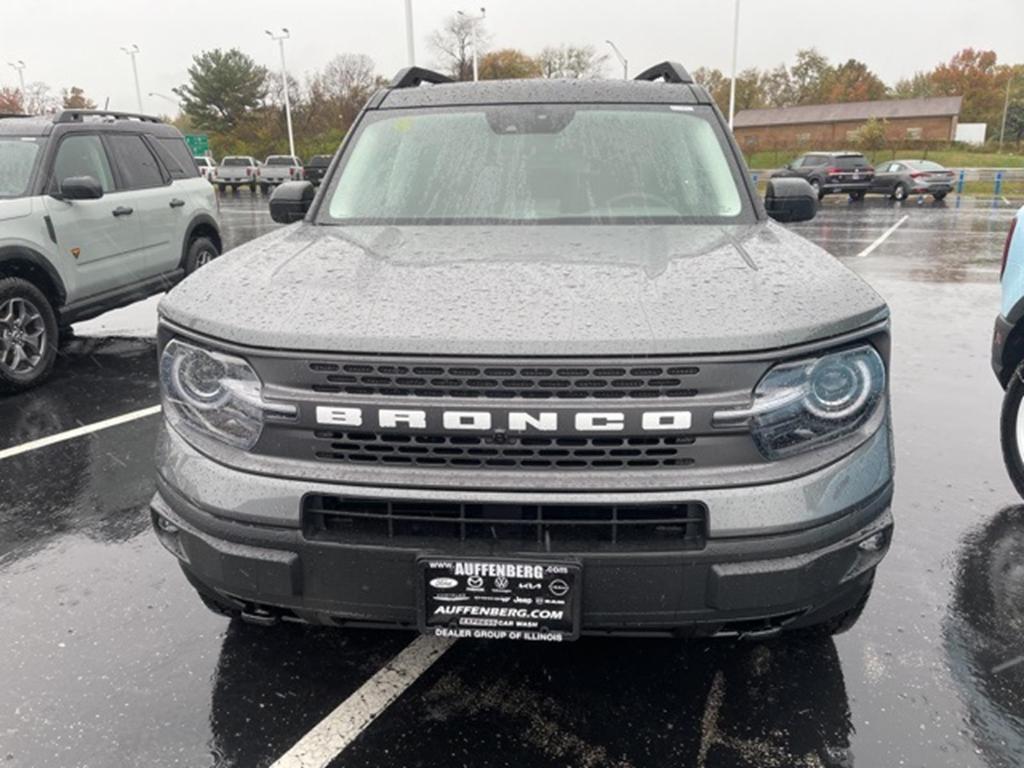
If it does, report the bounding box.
[222,157,250,167]
[266,157,294,166]
[0,137,43,198]
[311,155,331,166]
[194,157,210,167]
[322,105,749,225]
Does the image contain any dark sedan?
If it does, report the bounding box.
[870,159,955,201]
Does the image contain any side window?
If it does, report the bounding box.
[106,134,166,190]
[889,163,903,173]
[151,137,200,180]
[51,135,115,193]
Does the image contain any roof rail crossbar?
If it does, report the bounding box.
[54,109,163,124]
[633,61,694,85]
[0,113,33,119]
[389,66,453,89]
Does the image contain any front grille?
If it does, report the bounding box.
[312,430,697,469]
[304,495,708,552]
[305,361,700,400]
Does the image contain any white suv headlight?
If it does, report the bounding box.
[159,339,293,450]
[714,344,885,460]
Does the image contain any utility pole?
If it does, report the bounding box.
[727,0,741,129]
[403,0,416,66]
[605,40,628,80]
[266,28,296,158]
[1000,72,1016,151]
[121,45,143,113]
[457,8,486,81]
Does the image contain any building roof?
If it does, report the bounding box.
[733,96,963,128]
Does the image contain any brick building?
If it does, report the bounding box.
[732,96,963,150]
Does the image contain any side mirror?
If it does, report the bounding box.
[764,177,817,223]
[269,181,315,224]
[58,175,104,201]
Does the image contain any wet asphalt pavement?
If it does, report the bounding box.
[1,193,1023,768]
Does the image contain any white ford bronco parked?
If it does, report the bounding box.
[0,109,221,392]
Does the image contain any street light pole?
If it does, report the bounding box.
[1000,72,1016,151]
[8,60,26,95]
[121,45,144,113]
[605,40,628,80]
[727,0,740,129]
[457,8,486,81]
[266,28,296,158]
[403,0,416,66]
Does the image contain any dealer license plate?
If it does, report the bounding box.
[418,557,581,642]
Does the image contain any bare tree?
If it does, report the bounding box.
[22,82,59,114]
[429,14,490,81]
[537,45,608,79]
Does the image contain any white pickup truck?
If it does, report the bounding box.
[259,155,304,193]
[214,156,259,192]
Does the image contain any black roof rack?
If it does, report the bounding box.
[54,109,163,124]
[389,66,453,89]
[633,61,693,85]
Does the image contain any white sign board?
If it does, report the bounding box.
[955,123,987,146]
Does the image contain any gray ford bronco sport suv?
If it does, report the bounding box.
[0,109,221,392]
[153,63,893,641]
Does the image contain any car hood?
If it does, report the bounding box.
[159,221,888,356]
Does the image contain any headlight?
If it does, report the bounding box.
[159,339,294,450]
[714,345,885,460]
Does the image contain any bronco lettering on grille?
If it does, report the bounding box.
[314,406,692,433]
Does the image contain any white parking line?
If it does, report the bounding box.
[270,635,455,768]
[857,214,909,258]
[0,404,161,461]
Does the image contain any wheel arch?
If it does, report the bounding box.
[179,214,223,270]
[996,297,1024,388]
[0,246,67,308]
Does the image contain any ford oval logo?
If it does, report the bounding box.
[430,577,459,589]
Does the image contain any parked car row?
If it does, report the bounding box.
[773,151,955,202]
[190,154,334,193]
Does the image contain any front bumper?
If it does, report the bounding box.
[151,424,894,637]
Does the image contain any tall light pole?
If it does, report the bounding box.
[727,0,741,129]
[605,40,628,80]
[8,60,26,96]
[403,0,416,66]
[457,8,486,82]
[121,44,144,113]
[1000,72,1018,151]
[266,28,296,158]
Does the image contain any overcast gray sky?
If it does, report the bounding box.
[3,0,1021,113]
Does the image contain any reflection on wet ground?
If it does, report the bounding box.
[1,196,1022,767]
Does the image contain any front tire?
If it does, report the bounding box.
[810,179,825,200]
[821,576,874,635]
[893,183,910,202]
[1000,362,1024,498]
[0,277,58,394]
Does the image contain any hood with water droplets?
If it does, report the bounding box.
[160,221,888,355]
